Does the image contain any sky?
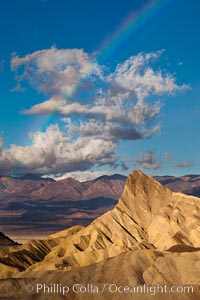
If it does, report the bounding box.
[0,0,200,180]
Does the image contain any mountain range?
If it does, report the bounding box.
[1,172,200,241]
[0,170,199,299]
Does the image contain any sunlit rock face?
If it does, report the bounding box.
[0,171,199,300]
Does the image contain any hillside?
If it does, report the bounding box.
[0,171,199,299]
[0,172,200,241]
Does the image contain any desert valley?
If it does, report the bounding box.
[1,172,200,241]
[0,170,199,299]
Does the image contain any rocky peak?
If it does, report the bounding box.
[0,171,199,299]
[0,232,18,247]
[118,170,172,228]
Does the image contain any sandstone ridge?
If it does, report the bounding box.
[0,170,199,299]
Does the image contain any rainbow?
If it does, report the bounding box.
[7,0,175,177]
[29,0,174,134]
[98,0,173,63]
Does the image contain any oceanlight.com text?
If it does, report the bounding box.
[24,283,194,296]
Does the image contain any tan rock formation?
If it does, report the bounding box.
[0,170,199,299]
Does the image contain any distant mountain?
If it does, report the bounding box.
[0,174,125,240]
[93,174,127,181]
[0,171,199,299]
[155,174,200,196]
[0,172,200,240]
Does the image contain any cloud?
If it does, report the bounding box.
[64,118,143,142]
[11,47,101,98]
[13,49,186,145]
[11,48,187,114]
[21,96,64,114]
[108,51,188,101]
[173,161,193,168]
[0,125,116,176]
[134,150,162,170]
[43,170,114,182]
[4,48,188,176]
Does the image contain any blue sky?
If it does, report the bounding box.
[0,0,200,180]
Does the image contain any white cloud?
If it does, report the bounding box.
[43,170,114,182]
[17,49,187,145]
[135,150,162,170]
[108,51,188,101]
[21,96,64,114]
[0,125,116,176]
[11,47,101,98]
[5,48,189,176]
